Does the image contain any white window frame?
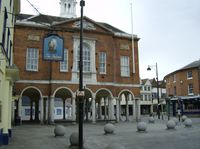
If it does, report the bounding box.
[187,71,193,79]
[26,48,39,71]
[173,74,176,82]
[188,84,194,95]
[145,95,148,101]
[99,52,106,74]
[60,48,68,72]
[120,56,130,77]
[77,43,91,72]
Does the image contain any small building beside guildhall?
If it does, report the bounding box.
[0,0,20,145]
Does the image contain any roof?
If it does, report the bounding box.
[150,78,166,88]
[179,59,200,70]
[98,22,126,33]
[164,59,200,78]
[16,14,67,24]
[140,79,149,85]
[16,14,137,39]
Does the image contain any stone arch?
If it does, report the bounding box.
[117,89,135,121]
[95,88,113,99]
[95,88,114,121]
[20,86,42,97]
[19,86,43,123]
[53,87,74,120]
[83,87,94,121]
[53,86,73,98]
[84,87,94,98]
[118,89,135,99]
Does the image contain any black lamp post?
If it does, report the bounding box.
[147,62,160,119]
[78,1,85,149]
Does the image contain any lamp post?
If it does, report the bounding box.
[147,62,160,119]
[78,1,85,149]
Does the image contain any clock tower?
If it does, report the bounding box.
[60,0,77,18]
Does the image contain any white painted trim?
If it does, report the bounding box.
[16,79,141,88]
[20,86,43,97]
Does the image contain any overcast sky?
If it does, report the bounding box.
[20,0,200,80]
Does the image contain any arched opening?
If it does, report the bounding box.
[20,87,42,123]
[95,89,114,121]
[118,90,135,121]
[83,88,93,121]
[54,88,73,122]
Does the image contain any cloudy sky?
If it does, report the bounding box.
[20,0,200,80]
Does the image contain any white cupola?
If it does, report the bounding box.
[60,0,77,18]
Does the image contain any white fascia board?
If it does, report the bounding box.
[16,80,141,88]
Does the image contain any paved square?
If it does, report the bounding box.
[1,117,200,149]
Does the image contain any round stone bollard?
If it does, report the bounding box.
[148,117,155,123]
[54,125,66,137]
[137,122,147,132]
[172,117,179,125]
[166,120,176,130]
[184,118,192,127]
[105,143,126,149]
[181,115,187,122]
[69,132,80,147]
[104,123,115,134]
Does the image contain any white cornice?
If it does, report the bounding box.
[15,21,50,29]
[16,80,140,88]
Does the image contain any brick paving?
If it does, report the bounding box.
[1,116,200,149]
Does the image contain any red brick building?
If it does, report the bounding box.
[13,1,141,124]
[165,60,200,116]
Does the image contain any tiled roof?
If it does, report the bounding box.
[150,78,166,88]
[164,59,200,78]
[16,14,32,20]
[16,13,127,34]
[141,79,148,85]
[98,22,126,33]
[16,14,67,24]
[179,59,200,70]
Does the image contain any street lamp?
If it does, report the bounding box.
[77,1,85,149]
[147,62,160,119]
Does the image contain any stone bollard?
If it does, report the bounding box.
[69,132,80,147]
[137,122,147,132]
[104,123,115,134]
[166,120,176,130]
[148,117,155,123]
[184,118,192,127]
[105,143,126,149]
[181,115,187,122]
[54,125,66,137]
[172,117,179,125]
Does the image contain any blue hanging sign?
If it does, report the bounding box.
[43,34,64,61]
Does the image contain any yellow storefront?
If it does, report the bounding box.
[0,0,20,145]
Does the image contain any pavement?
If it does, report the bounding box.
[1,116,200,149]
